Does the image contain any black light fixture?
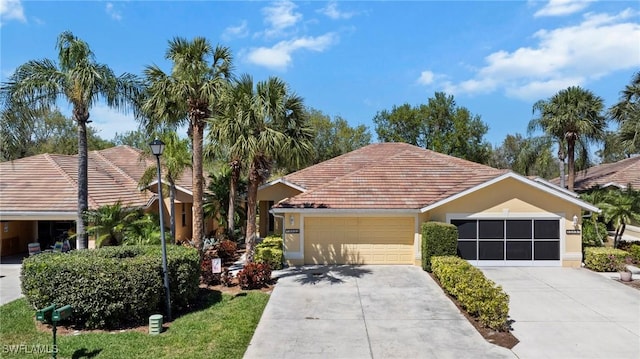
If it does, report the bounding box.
[149,138,171,321]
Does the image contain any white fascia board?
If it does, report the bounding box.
[259,178,306,193]
[270,208,420,215]
[142,180,193,196]
[420,172,600,214]
[0,212,76,221]
[532,177,577,197]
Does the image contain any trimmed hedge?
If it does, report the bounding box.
[21,245,199,329]
[432,256,510,331]
[629,244,640,264]
[255,236,283,270]
[581,221,608,247]
[422,222,458,272]
[584,247,630,272]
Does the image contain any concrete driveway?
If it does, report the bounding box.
[244,265,515,359]
[481,267,640,359]
[0,255,24,305]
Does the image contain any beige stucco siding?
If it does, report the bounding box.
[428,177,583,267]
[303,217,414,265]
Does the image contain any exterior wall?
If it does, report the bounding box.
[257,182,303,237]
[0,221,37,256]
[428,177,583,267]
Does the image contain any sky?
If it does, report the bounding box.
[1,0,639,148]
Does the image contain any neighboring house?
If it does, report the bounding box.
[0,145,207,257]
[570,155,640,192]
[567,156,640,242]
[257,143,599,267]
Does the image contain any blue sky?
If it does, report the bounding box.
[1,0,639,148]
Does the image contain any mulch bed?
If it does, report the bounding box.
[428,273,519,349]
[616,278,640,290]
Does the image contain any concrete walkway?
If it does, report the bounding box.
[0,255,25,305]
[481,267,640,359]
[244,265,515,359]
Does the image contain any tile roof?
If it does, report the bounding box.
[274,142,507,210]
[0,146,192,215]
[569,156,640,191]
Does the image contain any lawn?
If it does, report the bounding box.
[0,290,269,359]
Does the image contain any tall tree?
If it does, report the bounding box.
[140,37,232,253]
[489,134,558,179]
[530,86,606,192]
[595,188,640,248]
[610,72,640,154]
[374,92,492,163]
[210,75,313,262]
[306,108,371,165]
[139,131,191,243]
[1,31,139,249]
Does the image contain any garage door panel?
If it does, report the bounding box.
[304,217,414,265]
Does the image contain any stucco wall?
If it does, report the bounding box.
[0,221,36,256]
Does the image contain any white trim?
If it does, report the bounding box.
[271,208,420,215]
[0,212,76,221]
[145,180,193,196]
[446,212,562,221]
[420,172,600,213]
[259,178,306,193]
[413,214,421,260]
[532,177,577,197]
[472,260,562,267]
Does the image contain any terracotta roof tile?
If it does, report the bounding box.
[275,143,506,209]
[556,156,640,191]
[0,146,193,214]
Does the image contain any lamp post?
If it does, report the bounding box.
[150,139,171,321]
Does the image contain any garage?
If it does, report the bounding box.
[304,217,415,265]
[451,218,562,266]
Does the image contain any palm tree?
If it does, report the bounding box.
[1,31,140,249]
[140,37,232,253]
[84,202,140,247]
[610,72,640,153]
[529,86,607,191]
[210,75,313,262]
[597,188,640,248]
[139,131,191,243]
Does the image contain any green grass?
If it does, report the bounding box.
[0,291,269,359]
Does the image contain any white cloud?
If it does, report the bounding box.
[417,71,435,85]
[534,0,593,17]
[90,104,138,141]
[222,20,249,41]
[247,33,337,70]
[0,0,26,24]
[261,0,302,38]
[442,9,640,101]
[318,1,356,20]
[105,2,122,21]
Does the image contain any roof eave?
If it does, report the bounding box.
[259,178,306,193]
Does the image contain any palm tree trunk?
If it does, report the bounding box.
[170,183,176,244]
[227,159,240,236]
[192,122,205,253]
[567,139,576,192]
[245,165,259,263]
[76,115,89,250]
[613,226,621,249]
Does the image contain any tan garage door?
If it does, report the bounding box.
[304,217,414,265]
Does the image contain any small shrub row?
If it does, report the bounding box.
[21,245,200,329]
[431,256,510,331]
[255,236,283,270]
[629,244,640,264]
[422,222,458,272]
[584,247,630,272]
[237,262,272,290]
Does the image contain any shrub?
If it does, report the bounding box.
[432,256,510,331]
[583,247,629,272]
[255,236,283,270]
[422,222,458,272]
[581,221,607,247]
[21,245,199,329]
[629,244,640,264]
[237,262,272,290]
[216,240,238,263]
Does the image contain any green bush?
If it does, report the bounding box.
[255,236,283,270]
[21,245,199,329]
[422,222,458,272]
[583,247,629,272]
[581,221,608,247]
[629,244,640,264]
[432,256,510,331]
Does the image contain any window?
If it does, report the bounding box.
[181,204,186,227]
